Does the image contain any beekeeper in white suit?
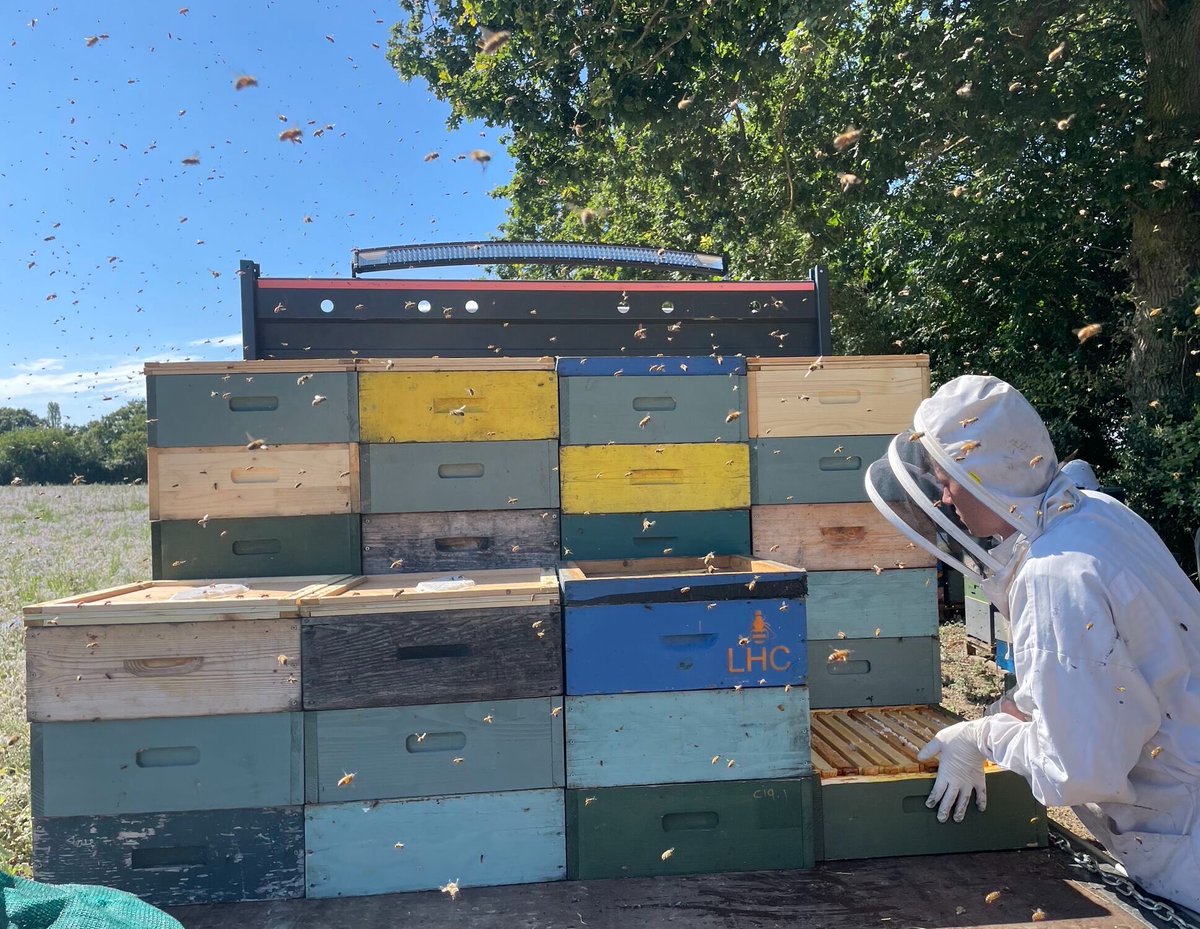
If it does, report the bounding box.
[865,374,1200,912]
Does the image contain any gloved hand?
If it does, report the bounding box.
[916,718,991,823]
[984,686,1031,722]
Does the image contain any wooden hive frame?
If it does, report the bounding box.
[810,705,1005,779]
[298,567,560,617]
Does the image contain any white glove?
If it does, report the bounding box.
[984,686,1031,722]
[916,718,990,823]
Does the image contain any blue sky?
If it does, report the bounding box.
[2,1,514,425]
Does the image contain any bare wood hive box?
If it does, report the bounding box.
[752,502,937,572]
[149,444,359,520]
[748,355,929,438]
[23,576,342,722]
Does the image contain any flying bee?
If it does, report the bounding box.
[311,395,327,406]
[278,127,303,143]
[985,890,1003,904]
[468,148,491,167]
[551,705,563,718]
[726,758,736,768]
[234,74,258,90]
[633,325,648,340]
[725,410,741,423]
[638,414,651,429]
[661,848,675,861]
[832,126,861,151]
[440,880,461,901]
[1047,41,1066,63]
[477,27,510,54]
[959,417,978,427]
[1029,455,1045,467]
[584,796,596,806]
[1075,323,1102,344]
[452,757,464,764]
[828,648,852,662]
[449,405,467,416]
[181,155,200,166]
[837,172,861,192]
[245,433,268,451]
[337,772,356,787]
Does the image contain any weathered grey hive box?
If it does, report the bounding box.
[298,568,561,710]
[361,510,559,574]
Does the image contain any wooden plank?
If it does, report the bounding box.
[805,568,938,640]
[31,712,303,816]
[559,510,751,561]
[356,358,556,371]
[360,440,559,513]
[750,435,890,504]
[564,688,811,789]
[23,575,343,626]
[361,510,560,574]
[147,371,358,447]
[359,371,558,442]
[565,599,806,695]
[751,502,937,571]
[26,619,301,722]
[305,788,566,897]
[560,444,750,515]
[747,355,931,370]
[747,356,929,438]
[304,697,564,803]
[807,636,941,710]
[145,360,355,375]
[556,356,746,376]
[149,444,358,520]
[301,605,562,710]
[33,806,305,905]
[299,568,558,616]
[566,777,817,880]
[818,770,1047,860]
[558,556,805,605]
[152,515,362,580]
[559,375,747,445]
[164,845,1157,929]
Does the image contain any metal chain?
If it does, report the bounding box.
[1047,829,1200,929]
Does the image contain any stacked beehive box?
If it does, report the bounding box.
[146,361,362,580]
[23,576,344,906]
[557,356,750,561]
[811,705,1045,859]
[966,579,1015,675]
[559,556,815,879]
[356,359,560,574]
[298,568,566,897]
[746,355,941,710]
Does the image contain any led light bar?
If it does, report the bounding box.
[351,241,726,277]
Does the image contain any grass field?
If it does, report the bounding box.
[0,484,150,874]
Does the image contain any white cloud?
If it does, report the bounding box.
[13,358,64,373]
[1,335,244,422]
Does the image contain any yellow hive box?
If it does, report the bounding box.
[748,355,929,438]
[560,444,750,515]
[358,371,559,443]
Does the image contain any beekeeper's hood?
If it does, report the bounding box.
[865,375,1079,586]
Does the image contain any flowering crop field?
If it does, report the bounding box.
[0,484,150,874]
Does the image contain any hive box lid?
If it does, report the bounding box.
[810,704,1007,781]
[559,556,807,604]
[355,357,555,371]
[299,567,560,617]
[746,354,930,371]
[144,360,356,375]
[22,576,349,627]
[556,356,746,376]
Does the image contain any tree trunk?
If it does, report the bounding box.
[1126,0,1200,407]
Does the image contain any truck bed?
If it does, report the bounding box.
[167,845,1157,929]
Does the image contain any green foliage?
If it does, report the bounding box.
[0,410,44,436]
[77,401,148,483]
[0,429,87,486]
[388,0,1200,559]
[0,402,147,485]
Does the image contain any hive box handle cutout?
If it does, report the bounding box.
[131,847,207,870]
[136,746,201,768]
[827,659,870,675]
[434,537,492,552]
[660,633,719,648]
[662,811,720,831]
[230,467,280,485]
[232,539,282,556]
[438,463,485,479]
[629,469,680,485]
[818,456,862,472]
[395,644,472,661]
[632,397,678,412]
[228,396,280,413]
[816,389,861,405]
[404,732,467,753]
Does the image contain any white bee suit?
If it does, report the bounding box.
[865,375,1200,911]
